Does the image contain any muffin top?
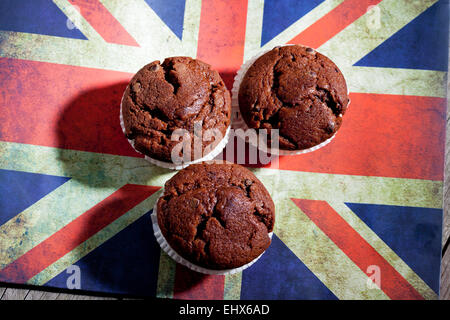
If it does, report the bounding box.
[238,45,349,150]
[156,162,275,270]
[122,57,231,162]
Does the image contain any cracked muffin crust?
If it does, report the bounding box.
[156,162,275,270]
[238,45,349,150]
[122,57,231,162]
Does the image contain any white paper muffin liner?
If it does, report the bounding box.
[151,188,273,275]
[231,44,350,156]
[120,88,231,170]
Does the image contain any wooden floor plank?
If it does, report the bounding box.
[440,37,450,299]
[55,292,115,300]
[1,288,29,300]
[0,287,6,299]
[443,89,450,247]
[24,290,60,300]
[73,295,116,300]
[441,247,450,300]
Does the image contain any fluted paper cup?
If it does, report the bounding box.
[151,188,273,275]
[120,89,231,170]
[231,44,350,156]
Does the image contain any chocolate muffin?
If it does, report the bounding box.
[156,162,275,270]
[238,45,349,150]
[122,57,231,162]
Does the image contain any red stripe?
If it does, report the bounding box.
[171,1,248,298]
[292,199,424,300]
[0,58,140,158]
[68,0,139,46]
[0,59,445,180]
[289,0,383,48]
[173,264,225,300]
[276,93,446,181]
[0,184,160,283]
[196,0,248,89]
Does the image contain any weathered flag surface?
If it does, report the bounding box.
[0,0,448,300]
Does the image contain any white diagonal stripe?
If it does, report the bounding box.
[0,0,196,72]
[275,198,389,299]
[319,0,438,67]
[329,201,438,300]
[0,31,153,73]
[100,0,181,49]
[244,0,344,61]
[261,0,344,52]
[53,0,105,43]
[0,180,119,269]
[28,191,161,286]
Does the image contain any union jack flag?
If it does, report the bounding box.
[0,0,447,299]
